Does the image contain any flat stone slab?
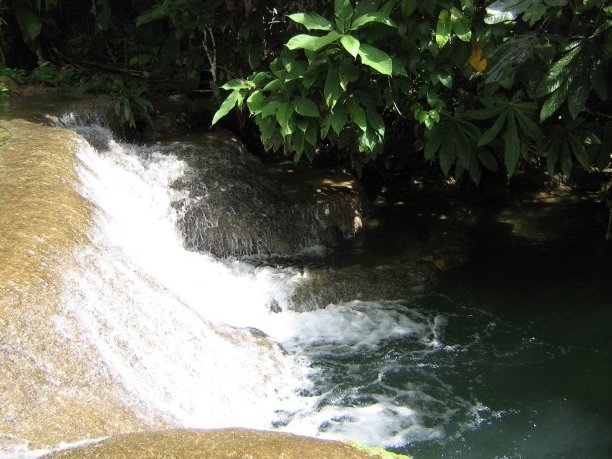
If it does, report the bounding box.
[41,429,411,459]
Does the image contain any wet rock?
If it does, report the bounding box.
[290,262,438,311]
[170,130,364,258]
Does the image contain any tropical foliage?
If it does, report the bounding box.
[212,0,610,180]
[0,0,609,181]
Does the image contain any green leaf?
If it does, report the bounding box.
[340,35,360,58]
[294,97,320,117]
[286,31,341,51]
[451,15,472,42]
[276,102,294,136]
[567,77,590,120]
[211,91,239,126]
[401,0,417,16]
[330,106,348,135]
[514,108,542,142]
[335,0,354,33]
[357,43,393,75]
[261,100,281,117]
[504,113,521,175]
[221,79,250,90]
[478,112,507,146]
[287,12,333,31]
[305,120,318,146]
[478,149,499,172]
[348,99,367,131]
[540,81,569,121]
[485,0,535,24]
[436,10,452,48]
[246,90,265,115]
[339,60,359,89]
[350,12,397,30]
[15,8,42,42]
[324,67,343,108]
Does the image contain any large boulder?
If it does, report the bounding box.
[170,130,364,258]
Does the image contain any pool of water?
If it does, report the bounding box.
[295,195,612,458]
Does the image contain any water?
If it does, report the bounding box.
[2,117,611,458]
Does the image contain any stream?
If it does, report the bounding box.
[1,107,611,458]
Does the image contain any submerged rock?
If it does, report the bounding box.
[290,262,438,311]
[40,429,412,459]
[170,130,364,258]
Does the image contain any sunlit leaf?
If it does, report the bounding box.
[436,10,452,48]
[340,34,360,58]
[287,12,333,31]
[286,31,341,51]
[357,43,393,75]
[211,91,239,125]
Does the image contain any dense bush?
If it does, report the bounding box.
[213,0,611,181]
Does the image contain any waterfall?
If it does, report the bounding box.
[1,118,453,458]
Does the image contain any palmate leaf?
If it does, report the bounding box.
[468,93,542,174]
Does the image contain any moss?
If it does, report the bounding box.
[343,440,414,459]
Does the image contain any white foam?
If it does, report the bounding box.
[60,136,312,428]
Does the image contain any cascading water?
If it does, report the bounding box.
[0,117,480,458]
[5,113,610,459]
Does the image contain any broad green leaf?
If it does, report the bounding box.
[263,79,284,91]
[451,15,472,42]
[504,113,521,175]
[340,35,360,58]
[305,120,318,146]
[324,67,343,108]
[478,149,499,171]
[287,12,333,31]
[330,106,348,135]
[357,43,393,75]
[286,31,341,51]
[335,0,354,33]
[567,77,590,119]
[436,10,452,48]
[348,100,367,131]
[261,100,281,117]
[401,0,417,16]
[350,12,397,30]
[339,60,359,89]
[366,107,385,137]
[15,8,42,41]
[211,91,239,126]
[540,81,569,121]
[294,97,320,117]
[439,136,455,175]
[514,107,542,142]
[221,79,250,90]
[478,112,507,146]
[485,0,535,24]
[276,102,294,136]
[246,90,265,115]
[424,135,441,160]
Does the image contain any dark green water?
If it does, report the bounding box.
[292,194,612,458]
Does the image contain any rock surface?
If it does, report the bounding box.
[40,429,410,459]
[170,130,364,258]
